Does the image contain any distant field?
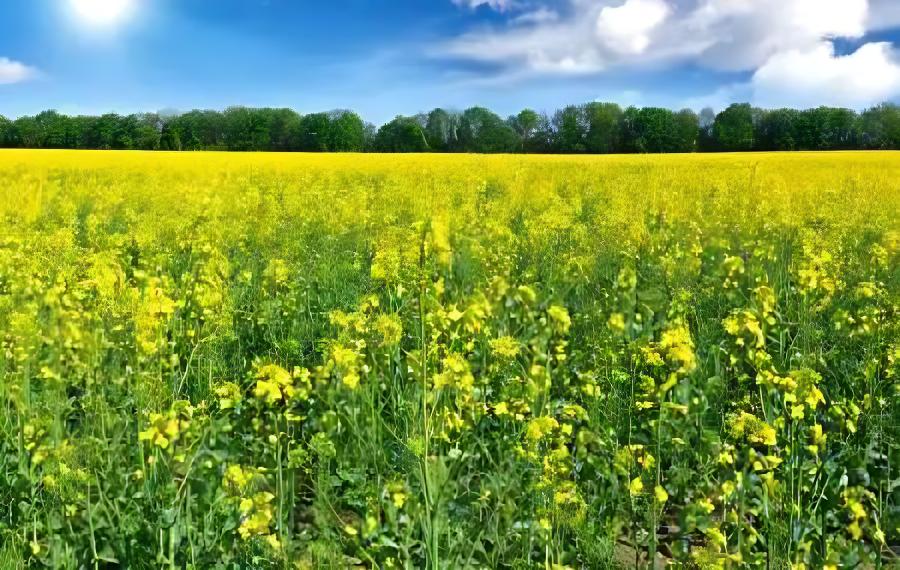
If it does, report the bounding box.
[0,150,898,568]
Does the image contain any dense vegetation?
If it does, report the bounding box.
[1,102,899,154]
[0,150,897,568]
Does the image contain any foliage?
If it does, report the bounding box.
[375,117,430,152]
[3,102,900,154]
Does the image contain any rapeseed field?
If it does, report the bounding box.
[0,150,898,568]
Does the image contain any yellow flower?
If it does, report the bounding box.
[253,380,282,405]
[139,409,189,451]
[629,477,644,496]
[252,364,295,404]
[525,416,558,442]
[547,305,572,334]
[263,258,290,286]
[264,533,281,550]
[697,498,715,514]
[705,527,726,549]
[659,324,697,374]
[608,312,626,334]
[489,336,521,359]
[214,382,242,409]
[810,424,826,446]
[342,373,360,390]
[641,347,664,366]
[392,490,407,509]
[223,464,255,491]
[654,485,669,504]
[805,385,825,409]
[374,314,403,346]
[237,492,276,540]
[433,353,474,392]
[730,412,777,447]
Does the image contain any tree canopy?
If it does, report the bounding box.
[1,102,899,154]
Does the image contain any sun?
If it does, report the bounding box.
[70,0,135,27]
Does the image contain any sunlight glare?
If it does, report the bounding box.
[70,0,135,27]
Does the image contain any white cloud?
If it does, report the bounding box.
[684,0,868,71]
[0,57,38,85]
[751,42,900,109]
[596,0,670,55]
[452,0,516,10]
[444,0,873,73]
[512,7,559,25]
[444,0,900,108]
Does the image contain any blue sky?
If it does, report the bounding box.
[1,0,900,124]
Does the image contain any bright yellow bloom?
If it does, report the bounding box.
[654,485,669,504]
[525,416,558,442]
[547,305,572,334]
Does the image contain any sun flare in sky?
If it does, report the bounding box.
[69,0,135,27]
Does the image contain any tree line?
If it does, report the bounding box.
[1,102,899,153]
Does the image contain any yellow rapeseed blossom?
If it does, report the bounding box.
[547,305,572,335]
[525,416,559,443]
[730,412,777,447]
[489,336,521,359]
[654,485,669,504]
[659,324,697,374]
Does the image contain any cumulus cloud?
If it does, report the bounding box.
[751,42,900,108]
[444,0,872,73]
[596,0,670,55]
[0,57,38,85]
[444,0,900,107]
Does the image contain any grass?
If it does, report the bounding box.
[0,149,898,568]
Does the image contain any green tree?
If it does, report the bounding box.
[507,109,539,153]
[268,108,302,151]
[222,107,270,151]
[375,116,429,152]
[552,105,587,153]
[457,107,519,153]
[583,102,623,154]
[132,113,162,150]
[424,108,458,152]
[12,116,40,148]
[757,109,800,151]
[326,110,365,152]
[674,109,699,152]
[622,107,682,153]
[795,107,858,150]
[159,123,182,151]
[698,107,717,151]
[858,103,900,149]
[34,110,70,148]
[0,115,11,147]
[299,113,331,152]
[713,103,756,151]
[362,122,378,152]
[170,110,227,150]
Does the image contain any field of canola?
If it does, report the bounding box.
[0,149,898,569]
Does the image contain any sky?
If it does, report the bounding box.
[1,0,900,124]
